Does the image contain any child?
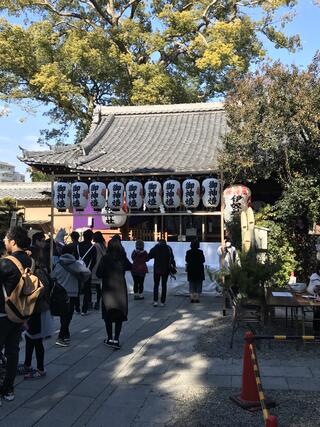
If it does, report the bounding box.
[131,240,148,300]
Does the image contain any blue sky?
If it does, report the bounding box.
[0,0,320,177]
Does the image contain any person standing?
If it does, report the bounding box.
[19,232,54,379]
[76,229,97,315]
[217,237,239,271]
[131,240,148,300]
[307,262,320,335]
[148,239,175,307]
[65,231,80,256]
[91,232,107,310]
[96,239,132,349]
[0,226,32,401]
[51,245,91,347]
[185,239,205,303]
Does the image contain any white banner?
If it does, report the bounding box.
[121,241,221,295]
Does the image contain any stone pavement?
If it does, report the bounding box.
[1,295,320,426]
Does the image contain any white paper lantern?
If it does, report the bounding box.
[202,178,220,208]
[182,179,200,208]
[89,182,107,211]
[126,181,143,209]
[53,182,71,212]
[223,185,251,223]
[72,182,89,211]
[101,207,127,228]
[144,181,162,209]
[107,181,124,210]
[163,179,181,209]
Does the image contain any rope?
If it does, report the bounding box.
[249,343,270,423]
[249,335,320,341]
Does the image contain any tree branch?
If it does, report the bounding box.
[202,0,219,26]
[119,0,141,20]
[87,0,113,26]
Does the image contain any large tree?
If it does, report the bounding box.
[0,0,299,143]
[219,58,320,279]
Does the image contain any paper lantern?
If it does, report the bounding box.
[101,207,127,228]
[163,179,181,209]
[182,179,200,208]
[144,181,162,209]
[107,181,124,210]
[89,182,106,211]
[223,185,251,223]
[125,181,143,209]
[202,178,220,208]
[53,182,71,212]
[72,182,88,211]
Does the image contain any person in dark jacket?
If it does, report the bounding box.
[185,239,205,303]
[18,232,53,379]
[76,229,97,315]
[91,232,107,310]
[0,226,32,401]
[131,240,148,300]
[96,239,132,349]
[65,231,80,257]
[147,239,175,307]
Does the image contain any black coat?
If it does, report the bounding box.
[147,242,175,275]
[185,248,205,282]
[96,252,132,322]
[0,251,32,315]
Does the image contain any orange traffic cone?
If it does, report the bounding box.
[230,331,276,411]
[266,416,278,426]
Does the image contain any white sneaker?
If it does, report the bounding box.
[160,303,165,307]
[153,302,158,307]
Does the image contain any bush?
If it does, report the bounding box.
[255,205,298,286]
[227,250,278,298]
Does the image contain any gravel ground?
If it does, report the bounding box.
[167,387,320,427]
[168,312,320,426]
[194,312,320,360]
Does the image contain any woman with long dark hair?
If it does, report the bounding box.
[96,239,131,349]
[91,232,107,310]
[185,239,205,303]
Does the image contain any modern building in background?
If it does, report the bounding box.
[0,161,25,182]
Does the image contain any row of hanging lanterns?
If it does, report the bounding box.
[53,178,221,212]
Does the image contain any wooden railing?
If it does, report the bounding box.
[128,229,168,241]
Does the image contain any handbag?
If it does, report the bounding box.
[168,247,177,277]
[49,281,69,316]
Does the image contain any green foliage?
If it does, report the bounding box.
[219,59,320,280]
[255,206,298,286]
[219,61,320,188]
[28,168,50,182]
[0,0,300,144]
[0,197,22,235]
[227,250,278,298]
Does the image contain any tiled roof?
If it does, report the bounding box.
[0,182,51,201]
[20,102,227,175]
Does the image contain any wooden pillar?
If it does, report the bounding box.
[50,172,55,273]
[219,171,226,316]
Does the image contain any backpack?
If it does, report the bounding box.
[77,244,94,268]
[2,256,44,323]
